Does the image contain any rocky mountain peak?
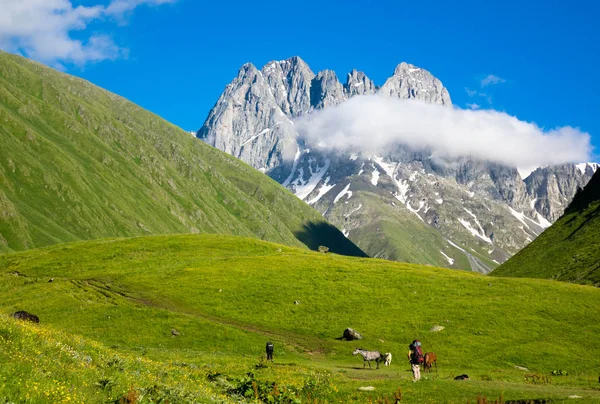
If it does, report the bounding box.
[262,56,315,117]
[380,62,452,106]
[196,57,597,273]
[345,69,376,97]
[310,70,346,109]
[393,62,421,76]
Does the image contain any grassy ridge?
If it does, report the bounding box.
[0,51,364,257]
[1,234,599,402]
[493,170,600,286]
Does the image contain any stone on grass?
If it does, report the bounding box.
[343,328,363,341]
[11,311,39,323]
[358,386,375,391]
[429,325,444,332]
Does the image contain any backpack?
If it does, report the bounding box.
[412,344,424,364]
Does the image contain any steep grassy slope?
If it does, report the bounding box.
[0,51,364,257]
[493,169,600,286]
[1,235,599,402]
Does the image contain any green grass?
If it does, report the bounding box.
[0,314,232,403]
[1,234,599,403]
[493,170,600,286]
[0,50,364,258]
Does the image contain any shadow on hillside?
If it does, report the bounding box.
[294,222,369,258]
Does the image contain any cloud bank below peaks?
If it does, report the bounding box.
[294,95,592,170]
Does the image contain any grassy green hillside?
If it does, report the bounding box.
[1,234,599,402]
[0,314,231,403]
[0,51,364,257]
[492,169,600,286]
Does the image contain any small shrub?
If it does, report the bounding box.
[95,378,115,391]
[318,246,329,253]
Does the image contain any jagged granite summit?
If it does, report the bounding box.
[197,56,597,273]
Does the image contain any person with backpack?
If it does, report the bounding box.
[266,342,274,362]
[407,339,424,381]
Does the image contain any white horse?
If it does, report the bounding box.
[383,352,392,366]
[353,348,383,369]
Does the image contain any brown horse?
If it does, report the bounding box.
[424,352,437,373]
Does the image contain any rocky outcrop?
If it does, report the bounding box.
[379,62,451,106]
[345,69,376,97]
[197,63,298,172]
[525,163,598,221]
[343,327,363,340]
[311,70,346,109]
[261,56,315,116]
[11,311,40,323]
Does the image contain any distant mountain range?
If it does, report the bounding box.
[0,51,364,257]
[197,56,597,272]
[493,168,600,286]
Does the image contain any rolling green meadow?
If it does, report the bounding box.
[1,234,599,403]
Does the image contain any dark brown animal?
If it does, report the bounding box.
[424,352,437,373]
[11,311,40,323]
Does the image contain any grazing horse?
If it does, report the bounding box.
[424,352,437,373]
[353,348,383,369]
[383,352,392,366]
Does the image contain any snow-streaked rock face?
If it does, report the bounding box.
[196,56,597,272]
[311,70,347,109]
[525,164,597,222]
[345,69,376,97]
[379,62,452,106]
[261,56,315,116]
[197,63,298,171]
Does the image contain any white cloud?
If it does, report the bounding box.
[481,74,506,87]
[0,0,176,65]
[465,87,477,97]
[294,95,592,170]
[466,103,480,110]
[106,0,176,15]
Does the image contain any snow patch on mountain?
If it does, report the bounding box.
[242,128,271,146]
[458,218,492,244]
[536,212,552,228]
[576,162,599,175]
[307,176,336,205]
[334,183,352,203]
[440,251,455,265]
[293,159,331,200]
[358,162,365,175]
[447,239,466,252]
[371,166,380,185]
[406,201,425,222]
[282,147,302,188]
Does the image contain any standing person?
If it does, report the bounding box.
[266,341,274,362]
[407,340,424,381]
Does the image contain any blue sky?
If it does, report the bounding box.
[2,0,599,160]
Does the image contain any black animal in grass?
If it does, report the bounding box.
[454,374,469,380]
[11,311,40,323]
